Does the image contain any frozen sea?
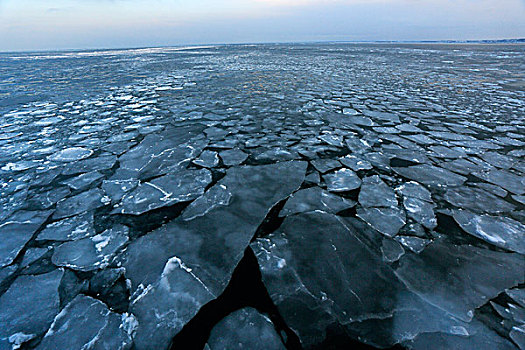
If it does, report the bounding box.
[0,43,524,350]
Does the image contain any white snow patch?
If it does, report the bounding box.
[121,313,139,337]
[92,234,111,252]
[131,284,153,305]
[8,333,36,349]
[449,326,469,336]
[160,256,214,296]
[277,258,287,269]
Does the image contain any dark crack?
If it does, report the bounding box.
[170,247,302,350]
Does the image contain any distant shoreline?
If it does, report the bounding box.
[1,39,524,54]
[334,38,525,44]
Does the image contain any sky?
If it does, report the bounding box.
[0,0,524,51]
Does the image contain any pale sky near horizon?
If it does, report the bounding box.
[0,0,524,51]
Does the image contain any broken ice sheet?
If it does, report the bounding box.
[428,145,467,159]
[393,164,467,188]
[52,224,129,271]
[219,148,249,166]
[88,268,129,313]
[0,210,53,267]
[207,308,285,350]
[323,168,361,192]
[254,147,298,163]
[479,151,516,170]
[47,147,93,162]
[473,168,525,195]
[395,235,431,254]
[344,295,493,349]
[311,158,341,173]
[54,188,108,219]
[381,237,405,263]
[405,322,516,350]
[444,186,515,214]
[1,160,40,172]
[61,153,117,176]
[512,194,525,205]
[402,196,437,230]
[119,161,307,350]
[21,247,49,268]
[439,157,486,176]
[27,186,70,210]
[356,206,406,237]
[395,238,525,322]
[192,150,219,168]
[0,270,62,348]
[506,288,525,308]
[252,211,404,346]
[204,126,229,139]
[181,184,232,221]
[0,184,28,222]
[251,211,466,348]
[358,175,397,208]
[0,265,17,287]
[474,182,508,198]
[452,209,525,254]
[319,134,344,147]
[60,171,104,191]
[279,187,356,217]
[338,154,373,171]
[344,115,374,127]
[490,301,525,324]
[3,43,525,350]
[37,212,95,241]
[114,169,211,215]
[387,148,431,165]
[102,179,139,202]
[118,126,206,179]
[37,295,135,350]
[510,324,525,350]
[363,152,392,172]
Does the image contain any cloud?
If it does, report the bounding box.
[1,0,524,51]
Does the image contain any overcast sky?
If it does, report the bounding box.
[1,0,524,51]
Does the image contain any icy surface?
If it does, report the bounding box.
[207,308,286,350]
[0,210,53,267]
[54,188,107,219]
[381,237,405,263]
[0,43,524,349]
[181,184,233,221]
[393,164,468,188]
[444,186,516,214]
[251,211,502,348]
[52,225,129,271]
[402,196,437,230]
[219,148,249,166]
[324,168,362,192]
[396,239,525,322]
[0,270,62,348]
[37,212,95,241]
[358,175,398,208]
[356,206,407,237]
[452,210,525,254]
[279,187,356,216]
[119,161,306,349]
[115,169,211,215]
[37,295,134,350]
[193,150,219,168]
[48,147,93,162]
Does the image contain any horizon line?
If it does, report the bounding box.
[1,37,524,54]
